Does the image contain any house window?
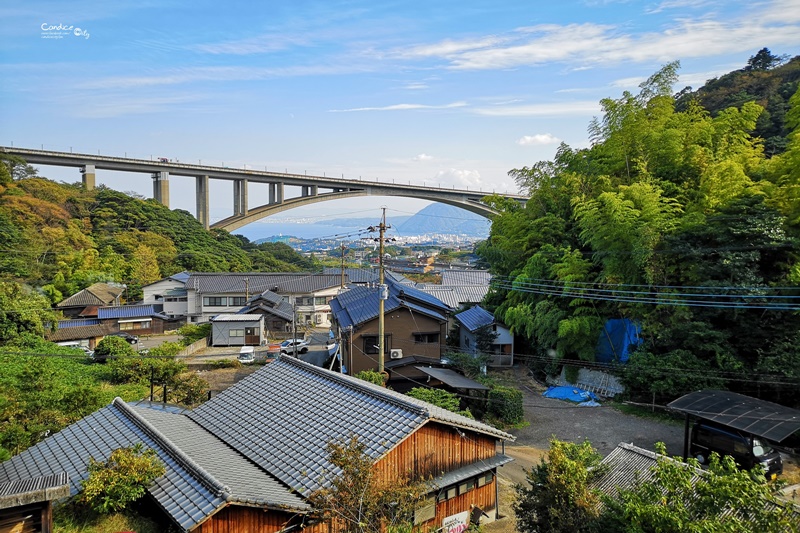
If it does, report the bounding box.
[314,296,327,305]
[229,296,246,306]
[363,335,391,355]
[413,332,440,344]
[120,320,150,331]
[245,327,258,336]
[204,296,226,306]
[230,329,244,337]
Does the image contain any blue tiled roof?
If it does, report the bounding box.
[454,305,495,332]
[189,357,513,498]
[331,278,451,329]
[57,318,101,329]
[98,305,161,319]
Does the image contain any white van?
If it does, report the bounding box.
[238,346,255,364]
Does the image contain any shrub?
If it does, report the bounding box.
[177,323,211,345]
[443,351,490,379]
[107,356,186,385]
[406,387,474,418]
[79,443,165,514]
[487,385,524,425]
[355,370,385,386]
[93,336,137,363]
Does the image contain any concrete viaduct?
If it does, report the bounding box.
[2,147,527,232]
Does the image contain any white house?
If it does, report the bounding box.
[141,272,190,318]
[453,305,514,367]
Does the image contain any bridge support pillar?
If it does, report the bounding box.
[196,175,209,229]
[152,171,170,207]
[233,179,248,216]
[310,185,318,196]
[274,182,284,203]
[80,164,96,190]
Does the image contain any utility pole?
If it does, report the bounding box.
[340,243,346,288]
[377,208,387,374]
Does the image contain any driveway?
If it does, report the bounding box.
[508,378,685,458]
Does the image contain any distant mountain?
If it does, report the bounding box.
[395,203,491,237]
[312,216,411,227]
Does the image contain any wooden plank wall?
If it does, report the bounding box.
[375,422,497,480]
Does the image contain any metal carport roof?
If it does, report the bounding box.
[667,389,800,443]
[414,367,490,391]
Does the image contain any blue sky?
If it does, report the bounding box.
[2,0,799,235]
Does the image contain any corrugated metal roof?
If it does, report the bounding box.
[416,285,489,309]
[186,273,344,295]
[0,472,69,509]
[441,270,491,285]
[454,306,494,332]
[415,367,490,391]
[189,357,513,498]
[210,314,264,322]
[98,304,161,319]
[592,443,800,522]
[57,318,101,329]
[394,280,453,312]
[431,454,512,490]
[667,390,800,443]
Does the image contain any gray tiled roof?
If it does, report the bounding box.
[240,293,294,321]
[134,406,309,511]
[0,399,228,531]
[186,273,344,295]
[454,305,494,332]
[56,283,124,308]
[189,357,514,498]
[46,323,115,342]
[323,267,379,283]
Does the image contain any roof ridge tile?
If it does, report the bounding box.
[111,398,231,501]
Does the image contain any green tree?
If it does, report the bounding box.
[0,280,57,344]
[354,369,385,386]
[92,336,137,363]
[513,439,605,533]
[600,443,797,531]
[406,388,473,418]
[308,435,427,533]
[79,444,165,514]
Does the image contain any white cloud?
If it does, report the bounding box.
[413,153,433,161]
[432,168,482,188]
[329,101,467,112]
[474,100,600,117]
[517,134,561,146]
[404,82,429,90]
[391,7,800,71]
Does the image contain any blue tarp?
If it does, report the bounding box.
[543,386,600,406]
[595,318,641,364]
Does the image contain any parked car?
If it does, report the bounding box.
[108,332,139,345]
[690,420,783,479]
[238,346,255,364]
[280,339,309,354]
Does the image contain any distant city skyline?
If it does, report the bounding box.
[2,1,799,228]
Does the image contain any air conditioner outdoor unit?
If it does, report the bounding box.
[389,349,403,359]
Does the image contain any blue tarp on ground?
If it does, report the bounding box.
[543,386,600,406]
[595,318,642,364]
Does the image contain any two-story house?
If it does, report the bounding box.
[330,278,453,376]
[141,271,191,318]
[453,305,514,367]
[184,273,346,327]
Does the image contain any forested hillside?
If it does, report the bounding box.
[676,48,800,156]
[478,60,800,407]
[0,159,314,305]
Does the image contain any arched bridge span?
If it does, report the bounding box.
[2,147,527,230]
